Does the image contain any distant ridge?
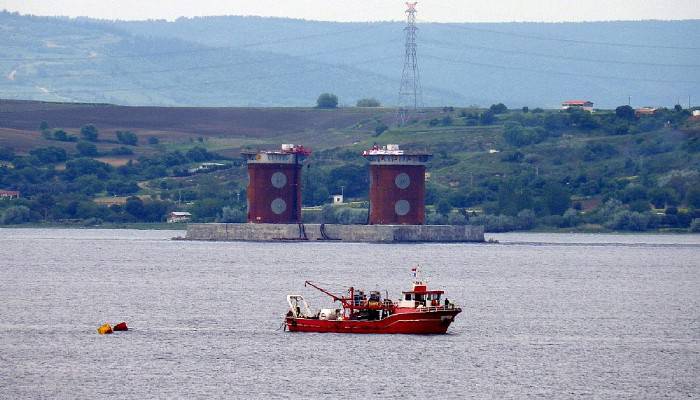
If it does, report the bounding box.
[0,12,698,108]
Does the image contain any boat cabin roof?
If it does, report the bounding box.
[403,290,444,295]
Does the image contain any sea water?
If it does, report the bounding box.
[1,229,698,398]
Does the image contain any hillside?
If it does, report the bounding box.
[0,12,457,107]
[0,99,395,157]
[0,99,698,231]
[1,11,698,107]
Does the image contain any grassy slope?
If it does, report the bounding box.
[0,99,395,160]
[2,100,699,215]
[322,110,700,204]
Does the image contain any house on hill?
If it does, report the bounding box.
[562,100,594,112]
[0,190,20,199]
[167,211,192,223]
[188,162,227,174]
[635,107,658,116]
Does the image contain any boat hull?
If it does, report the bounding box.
[285,309,461,334]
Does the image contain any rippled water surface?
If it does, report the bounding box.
[1,229,698,398]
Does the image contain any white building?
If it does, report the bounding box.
[562,100,594,112]
[331,194,344,204]
[167,211,192,223]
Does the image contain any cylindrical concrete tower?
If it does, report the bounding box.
[362,144,432,225]
[242,144,310,224]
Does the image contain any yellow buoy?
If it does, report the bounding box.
[97,323,113,335]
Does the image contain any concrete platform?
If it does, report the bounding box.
[185,223,484,243]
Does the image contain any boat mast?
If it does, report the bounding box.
[305,281,352,307]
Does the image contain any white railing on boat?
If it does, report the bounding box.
[410,304,460,313]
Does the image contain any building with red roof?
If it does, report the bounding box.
[562,100,594,112]
[0,190,20,199]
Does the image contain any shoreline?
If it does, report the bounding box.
[0,223,695,235]
[0,222,187,230]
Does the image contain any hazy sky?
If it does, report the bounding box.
[2,0,699,22]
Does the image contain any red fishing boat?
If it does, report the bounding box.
[284,268,461,334]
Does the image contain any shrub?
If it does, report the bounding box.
[568,109,600,130]
[76,141,98,157]
[50,129,78,142]
[116,130,138,146]
[80,124,99,141]
[479,110,496,125]
[107,146,134,156]
[687,187,700,209]
[590,199,625,223]
[316,93,338,109]
[501,151,524,162]
[436,199,452,216]
[29,146,67,164]
[106,180,139,195]
[471,214,516,232]
[615,105,636,121]
[356,98,380,107]
[447,213,468,225]
[582,142,618,161]
[605,210,650,231]
[544,182,571,215]
[426,212,447,225]
[544,113,569,131]
[0,146,14,161]
[690,218,700,232]
[321,204,337,223]
[622,184,648,203]
[540,214,564,227]
[684,136,700,153]
[374,124,388,135]
[186,146,214,162]
[503,122,547,147]
[628,200,651,213]
[649,188,673,209]
[219,207,246,223]
[613,124,630,135]
[64,158,112,180]
[516,209,536,230]
[561,208,580,227]
[334,207,368,224]
[148,137,160,145]
[1,205,31,224]
[489,103,508,114]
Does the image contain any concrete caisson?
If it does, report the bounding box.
[362,144,432,225]
[242,144,310,223]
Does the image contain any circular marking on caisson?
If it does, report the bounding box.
[271,172,287,189]
[395,199,410,216]
[271,198,287,215]
[395,172,410,189]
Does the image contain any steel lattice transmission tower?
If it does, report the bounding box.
[396,2,422,126]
